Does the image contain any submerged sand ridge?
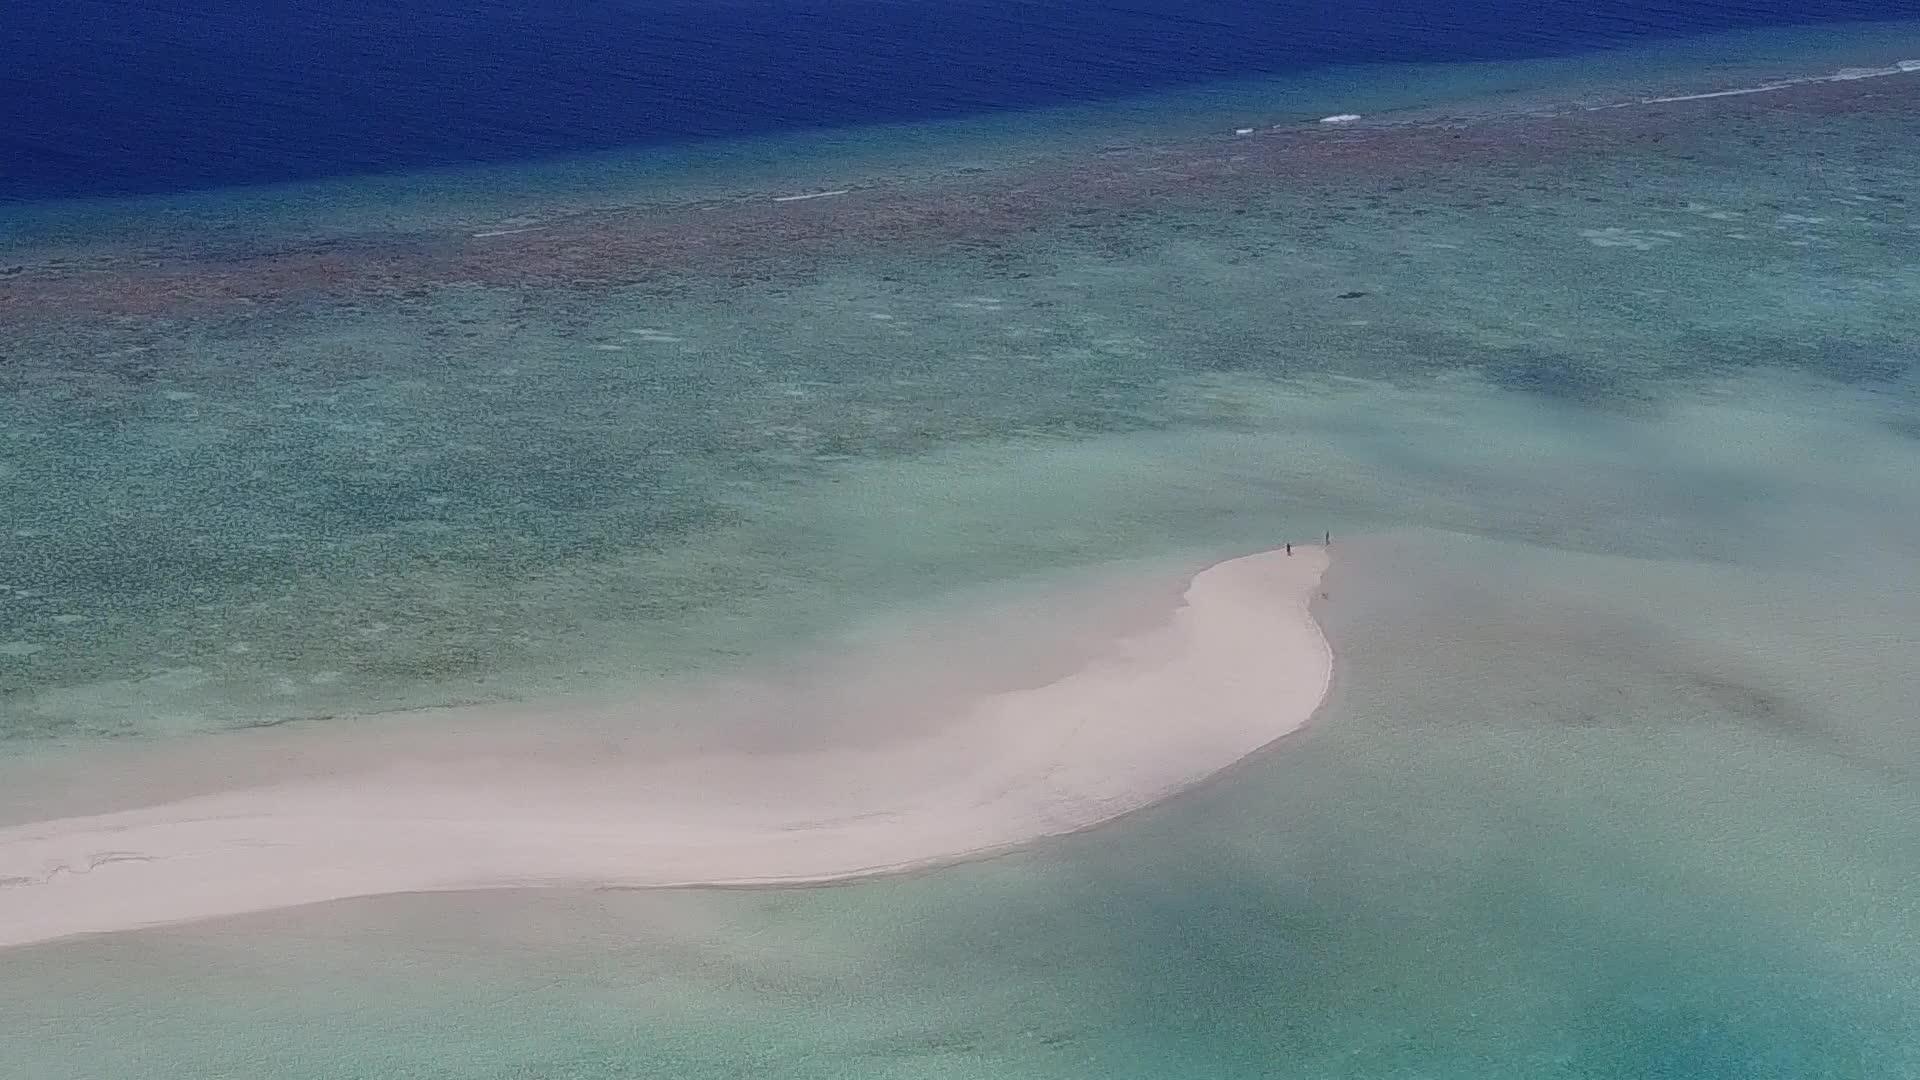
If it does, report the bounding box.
[0,547,1330,949]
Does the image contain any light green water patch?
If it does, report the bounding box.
[5,134,1918,737]
[3,22,1918,1079]
[5,98,1917,740]
[4,20,1919,1080]
[3,356,1912,741]
[4,529,1915,1079]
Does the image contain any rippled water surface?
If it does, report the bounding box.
[3,16,1919,1079]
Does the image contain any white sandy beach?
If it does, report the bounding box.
[0,547,1330,949]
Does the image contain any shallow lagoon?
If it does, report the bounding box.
[2,22,1919,1079]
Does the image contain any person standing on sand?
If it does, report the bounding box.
[1286,543,1292,555]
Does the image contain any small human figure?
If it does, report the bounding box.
[1286,542,1292,555]
[1324,531,1331,546]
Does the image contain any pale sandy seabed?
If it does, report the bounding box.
[0,548,1329,947]
[2,21,1920,1080]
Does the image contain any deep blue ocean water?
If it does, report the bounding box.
[6,0,1920,1076]
[4,0,1913,201]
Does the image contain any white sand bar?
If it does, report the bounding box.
[0,548,1330,948]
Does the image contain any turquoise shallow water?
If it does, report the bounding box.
[3,22,1920,1079]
